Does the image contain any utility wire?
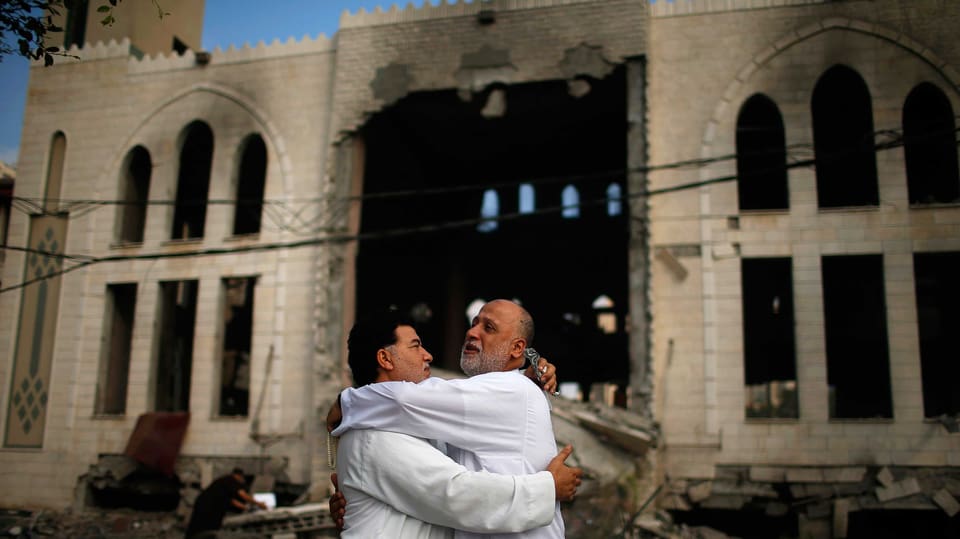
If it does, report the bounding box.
[12,121,953,215]
[2,124,957,294]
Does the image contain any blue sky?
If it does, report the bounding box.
[0,0,446,168]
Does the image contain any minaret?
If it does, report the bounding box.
[50,0,206,57]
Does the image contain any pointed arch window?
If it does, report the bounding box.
[606,183,623,216]
[811,65,879,208]
[736,94,788,210]
[519,183,535,214]
[171,121,214,239]
[561,185,580,218]
[232,134,267,235]
[903,83,959,204]
[117,146,151,243]
[478,189,499,232]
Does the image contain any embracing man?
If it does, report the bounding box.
[330,299,574,538]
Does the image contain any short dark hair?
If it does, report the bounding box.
[232,467,245,477]
[347,309,416,387]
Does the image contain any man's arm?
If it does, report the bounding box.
[330,374,537,453]
[340,430,557,533]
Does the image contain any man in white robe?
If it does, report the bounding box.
[334,309,581,538]
[332,300,571,538]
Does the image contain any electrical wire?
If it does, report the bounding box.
[1,124,957,295]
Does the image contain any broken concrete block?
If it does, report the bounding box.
[932,488,960,517]
[687,481,712,503]
[876,477,922,502]
[833,498,851,538]
[876,467,895,487]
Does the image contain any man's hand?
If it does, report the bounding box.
[329,472,345,530]
[547,445,582,502]
[326,394,343,433]
[524,357,558,395]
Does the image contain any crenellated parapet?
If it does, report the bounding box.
[340,0,600,29]
[31,37,133,65]
[128,33,335,74]
[649,0,829,18]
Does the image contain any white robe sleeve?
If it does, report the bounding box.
[354,430,555,533]
[331,374,534,454]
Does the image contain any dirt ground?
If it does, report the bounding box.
[0,507,186,539]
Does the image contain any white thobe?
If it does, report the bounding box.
[333,371,564,538]
[337,429,556,538]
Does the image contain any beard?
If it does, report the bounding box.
[460,340,511,376]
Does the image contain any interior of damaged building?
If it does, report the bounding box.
[1,0,960,538]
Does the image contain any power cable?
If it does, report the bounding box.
[1,124,957,294]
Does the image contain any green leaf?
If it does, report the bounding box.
[97,5,110,12]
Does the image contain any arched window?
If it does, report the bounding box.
[903,82,959,204]
[561,185,580,218]
[477,189,499,232]
[606,183,623,216]
[811,65,879,208]
[736,94,788,210]
[117,146,151,243]
[171,121,214,239]
[44,131,67,213]
[232,134,267,235]
[519,183,535,214]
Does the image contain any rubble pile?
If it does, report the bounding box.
[0,507,182,539]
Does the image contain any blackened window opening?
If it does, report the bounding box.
[232,134,267,235]
[64,0,89,49]
[903,82,960,204]
[356,71,630,399]
[741,257,798,418]
[736,94,788,211]
[96,283,137,415]
[155,280,198,412]
[118,146,151,243]
[219,277,256,416]
[913,252,960,417]
[821,255,893,418]
[812,65,879,208]
[171,121,213,239]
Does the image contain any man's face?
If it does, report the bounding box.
[460,300,521,376]
[384,325,433,383]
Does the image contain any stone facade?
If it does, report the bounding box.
[1,0,958,534]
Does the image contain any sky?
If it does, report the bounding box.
[0,0,448,168]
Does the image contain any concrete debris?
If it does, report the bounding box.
[932,488,960,517]
[687,481,712,503]
[876,467,895,487]
[481,88,507,118]
[875,476,922,502]
[833,498,851,538]
[222,503,336,536]
[0,507,181,538]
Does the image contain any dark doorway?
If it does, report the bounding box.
[356,70,630,400]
